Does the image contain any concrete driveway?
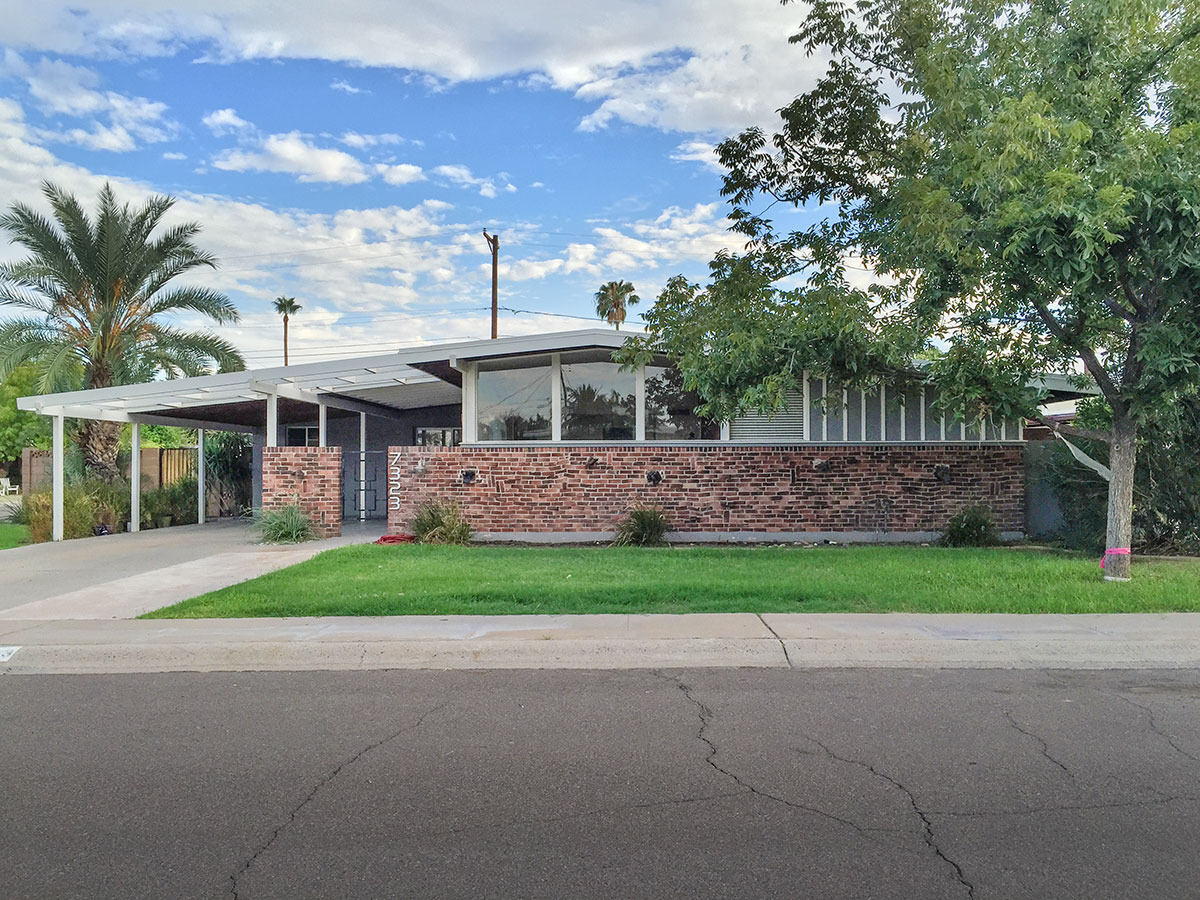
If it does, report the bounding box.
[0,519,384,619]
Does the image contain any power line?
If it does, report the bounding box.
[225,306,491,330]
[217,228,477,261]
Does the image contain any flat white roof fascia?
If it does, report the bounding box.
[15,352,431,414]
[16,330,628,414]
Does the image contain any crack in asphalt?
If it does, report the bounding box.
[228,701,449,900]
[806,738,976,900]
[1114,694,1200,764]
[755,614,793,667]
[1003,709,1074,779]
[652,671,892,836]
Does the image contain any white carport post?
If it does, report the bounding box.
[129,423,141,533]
[51,413,64,542]
[265,393,278,447]
[196,428,206,525]
[317,399,327,447]
[358,412,366,522]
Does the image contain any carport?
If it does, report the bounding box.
[16,351,463,540]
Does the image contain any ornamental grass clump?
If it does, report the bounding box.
[941,505,1001,548]
[411,499,473,545]
[255,504,316,544]
[612,506,670,547]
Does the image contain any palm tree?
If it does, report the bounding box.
[0,181,243,480]
[594,280,640,330]
[273,296,301,365]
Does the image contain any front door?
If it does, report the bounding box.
[342,449,388,520]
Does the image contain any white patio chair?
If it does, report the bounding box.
[0,477,17,496]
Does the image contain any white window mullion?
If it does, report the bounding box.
[461,362,477,443]
[802,370,810,442]
[634,363,646,441]
[550,353,562,442]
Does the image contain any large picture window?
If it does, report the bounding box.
[645,365,719,440]
[560,352,636,440]
[476,357,552,441]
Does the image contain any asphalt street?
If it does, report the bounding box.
[3,667,1199,899]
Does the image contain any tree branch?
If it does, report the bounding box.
[1028,297,1120,402]
[1030,413,1111,444]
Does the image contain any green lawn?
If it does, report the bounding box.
[0,523,29,551]
[144,544,1200,618]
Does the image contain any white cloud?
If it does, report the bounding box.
[670,140,723,171]
[162,150,186,160]
[4,55,177,151]
[330,78,366,94]
[201,112,425,187]
[201,107,252,135]
[0,1,817,137]
[431,163,513,199]
[375,163,425,185]
[213,131,371,184]
[338,131,404,149]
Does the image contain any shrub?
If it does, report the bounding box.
[942,505,1000,547]
[613,505,670,547]
[21,479,132,542]
[255,504,316,543]
[411,499,473,545]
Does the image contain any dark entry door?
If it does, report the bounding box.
[342,449,388,520]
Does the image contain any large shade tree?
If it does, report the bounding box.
[0,181,244,479]
[620,0,1200,581]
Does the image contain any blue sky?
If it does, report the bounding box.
[0,1,826,366]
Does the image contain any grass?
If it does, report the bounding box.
[144,544,1200,618]
[0,522,29,551]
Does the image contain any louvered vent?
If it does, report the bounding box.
[729,391,807,442]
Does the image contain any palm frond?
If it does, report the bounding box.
[0,279,57,315]
[142,286,240,324]
[0,317,70,382]
[142,323,246,374]
[0,202,83,293]
[42,181,100,286]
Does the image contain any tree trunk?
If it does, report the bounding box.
[1103,415,1138,581]
[283,315,289,366]
[77,419,122,481]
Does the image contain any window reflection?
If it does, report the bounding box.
[561,360,635,440]
[645,366,719,440]
[477,365,552,441]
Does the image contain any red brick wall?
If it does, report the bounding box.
[262,446,342,538]
[386,444,1024,539]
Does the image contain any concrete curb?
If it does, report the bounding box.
[3,613,1200,674]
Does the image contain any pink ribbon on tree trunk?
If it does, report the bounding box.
[1100,548,1131,570]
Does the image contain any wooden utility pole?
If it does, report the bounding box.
[483,229,499,339]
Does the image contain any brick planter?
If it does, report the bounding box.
[387,444,1024,541]
[262,446,343,538]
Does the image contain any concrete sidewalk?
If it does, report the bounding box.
[3,612,1200,674]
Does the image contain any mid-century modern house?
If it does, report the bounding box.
[18,328,1088,542]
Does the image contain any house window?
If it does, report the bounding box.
[476,356,552,441]
[645,365,719,440]
[286,426,319,447]
[560,350,636,440]
[415,427,462,447]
